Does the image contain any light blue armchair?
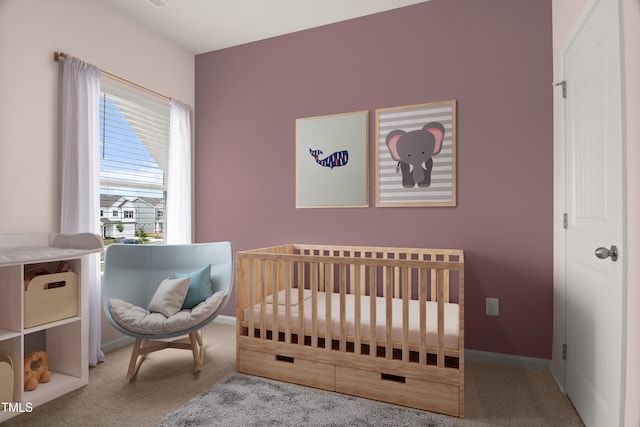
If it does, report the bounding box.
[102,242,233,380]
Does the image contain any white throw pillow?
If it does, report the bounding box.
[147,277,191,317]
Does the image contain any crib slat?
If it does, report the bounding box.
[291,260,304,341]
[249,260,262,336]
[419,267,428,365]
[274,261,282,341]
[394,265,400,297]
[311,261,318,348]
[260,260,269,340]
[458,263,465,417]
[370,265,377,358]
[382,251,389,298]
[339,264,347,352]
[325,262,333,350]
[272,260,280,343]
[284,261,292,344]
[437,269,446,367]
[318,260,325,292]
[244,257,254,337]
[411,261,418,300]
[385,266,393,360]
[353,264,361,355]
[286,260,294,344]
[431,268,437,301]
[298,260,305,346]
[402,267,409,362]
[444,255,451,302]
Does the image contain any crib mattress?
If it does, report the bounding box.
[244,289,459,350]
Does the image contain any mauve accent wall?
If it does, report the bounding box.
[195,0,553,359]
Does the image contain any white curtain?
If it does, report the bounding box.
[60,56,104,366]
[166,99,193,244]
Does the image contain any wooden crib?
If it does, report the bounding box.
[236,244,464,417]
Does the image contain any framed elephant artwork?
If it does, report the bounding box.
[296,110,369,208]
[375,100,457,207]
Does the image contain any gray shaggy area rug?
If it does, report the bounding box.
[155,373,453,427]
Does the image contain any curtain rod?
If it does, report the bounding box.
[54,51,171,102]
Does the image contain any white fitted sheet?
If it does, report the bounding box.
[245,288,459,350]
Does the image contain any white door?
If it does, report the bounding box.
[563,0,625,425]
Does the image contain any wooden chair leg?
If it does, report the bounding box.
[126,338,169,380]
[126,332,205,379]
[126,338,144,380]
[190,330,204,372]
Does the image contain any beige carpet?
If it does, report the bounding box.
[3,322,584,427]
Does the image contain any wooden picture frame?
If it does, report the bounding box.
[376,100,457,207]
[296,111,369,208]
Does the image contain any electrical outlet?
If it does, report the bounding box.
[486,297,499,317]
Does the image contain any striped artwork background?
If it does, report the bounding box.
[376,100,456,206]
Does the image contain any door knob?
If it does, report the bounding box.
[595,245,618,261]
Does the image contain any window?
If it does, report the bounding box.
[99,77,170,243]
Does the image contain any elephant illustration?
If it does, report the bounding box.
[385,122,445,188]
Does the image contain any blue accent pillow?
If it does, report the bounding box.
[176,264,213,309]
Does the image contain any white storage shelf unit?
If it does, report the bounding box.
[0,233,102,422]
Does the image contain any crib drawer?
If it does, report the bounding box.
[238,349,335,391]
[335,366,460,417]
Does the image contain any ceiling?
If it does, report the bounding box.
[98,0,430,55]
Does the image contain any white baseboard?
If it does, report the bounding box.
[101,335,135,353]
[213,315,236,326]
[465,349,552,371]
[550,365,566,393]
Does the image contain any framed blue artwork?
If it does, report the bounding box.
[296,110,369,208]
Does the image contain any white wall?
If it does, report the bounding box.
[0,0,194,234]
[552,0,640,425]
[0,0,194,346]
